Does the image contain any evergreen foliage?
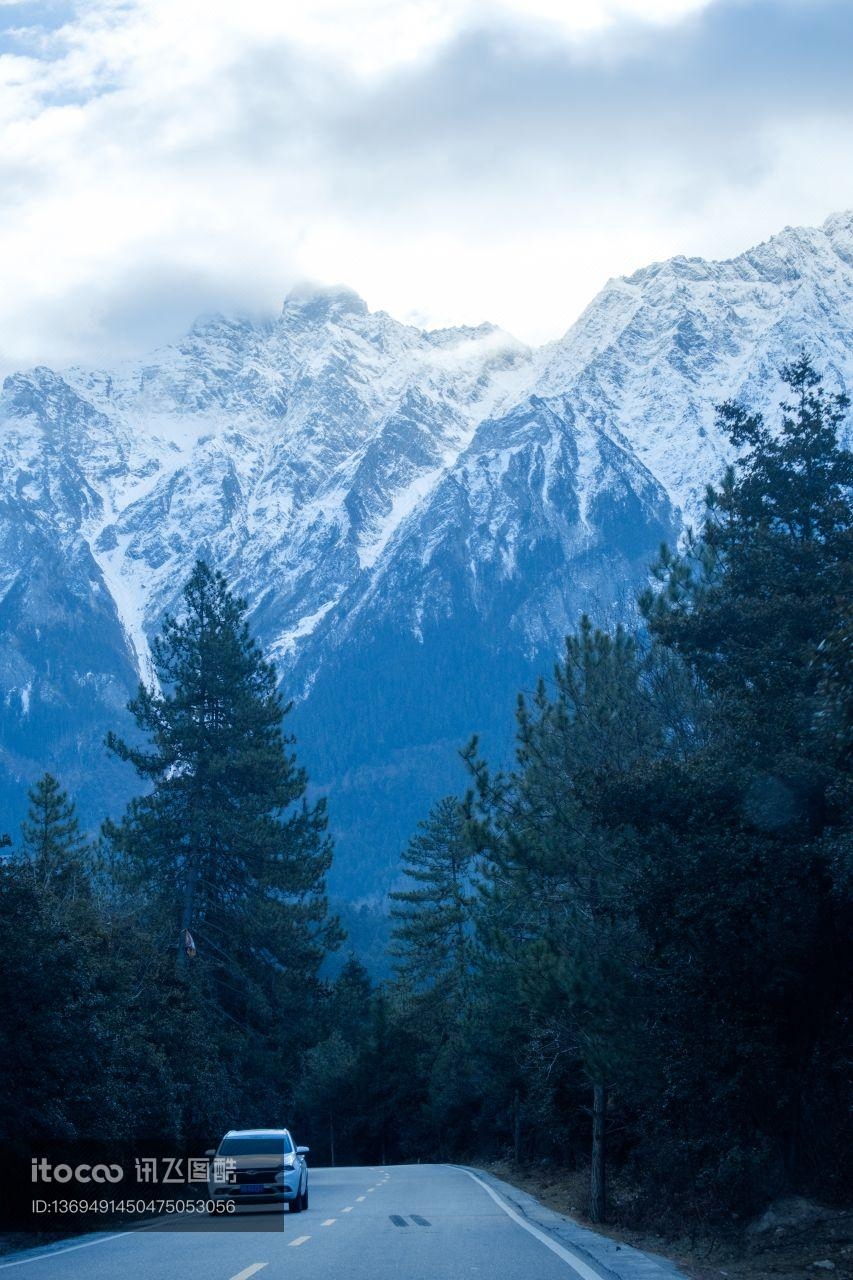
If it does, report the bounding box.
[103,560,340,1131]
[2,360,852,1236]
[628,354,853,1218]
[387,796,483,1153]
[390,795,476,1002]
[464,621,665,1216]
[20,772,90,897]
[105,560,337,974]
[0,560,343,1157]
[370,356,853,1228]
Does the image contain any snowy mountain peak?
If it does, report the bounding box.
[281,282,370,324]
[3,213,853,894]
[536,210,853,516]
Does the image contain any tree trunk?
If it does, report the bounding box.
[329,1111,336,1168]
[513,1089,521,1166]
[589,1082,607,1223]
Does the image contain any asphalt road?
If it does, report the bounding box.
[0,1164,606,1280]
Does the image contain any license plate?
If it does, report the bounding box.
[241,1183,265,1194]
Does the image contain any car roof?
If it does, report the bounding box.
[222,1129,291,1137]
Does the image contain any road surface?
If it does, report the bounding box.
[0,1164,609,1280]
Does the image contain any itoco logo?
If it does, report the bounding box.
[31,1159,123,1184]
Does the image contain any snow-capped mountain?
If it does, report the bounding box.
[539,210,853,515]
[2,213,852,894]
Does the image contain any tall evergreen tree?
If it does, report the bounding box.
[643,353,853,807]
[388,796,483,1153]
[390,795,477,1005]
[20,773,90,898]
[0,780,177,1148]
[366,358,852,1225]
[295,957,376,1165]
[468,620,663,1219]
[106,561,339,1080]
[633,357,853,1213]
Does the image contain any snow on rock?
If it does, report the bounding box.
[536,211,853,519]
[3,214,853,891]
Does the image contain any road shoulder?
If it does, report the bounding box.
[463,1166,688,1280]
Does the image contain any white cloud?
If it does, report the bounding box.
[0,0,851,370]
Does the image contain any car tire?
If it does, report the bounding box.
[302,1186,309,1211]
[290,1191,302,1213]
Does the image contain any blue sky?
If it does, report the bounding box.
[0,0,852,369]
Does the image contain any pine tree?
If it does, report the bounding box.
[814,538,853,765]
[295,958,375,1165]
[643,354,853,796]
[106,560,339,1028]
[634,357,853,1213]
[369,358,853,1222]
[1,778,175,1145]
[468,619,661,1220]
[388,796,483,1154]
[390,795,477,1004]
[21,773,90,899]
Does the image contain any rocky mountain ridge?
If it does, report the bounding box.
[2,212,852,895]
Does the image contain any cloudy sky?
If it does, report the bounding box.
[1,0,852,369]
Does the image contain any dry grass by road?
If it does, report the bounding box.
[487,1163,853,1280]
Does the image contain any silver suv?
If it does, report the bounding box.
[208,1128,310,1211]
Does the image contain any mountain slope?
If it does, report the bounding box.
[537,210,853,516]
[1,213,852,894]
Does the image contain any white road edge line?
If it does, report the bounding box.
[229,1266,268,1280]
[0,1232,136,1269]
[288,1236,310,1248]
[461,1169,605,1280]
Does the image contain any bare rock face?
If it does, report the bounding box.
[2,214,853,894]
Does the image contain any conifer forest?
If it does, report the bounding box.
[2,357,851,1234]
